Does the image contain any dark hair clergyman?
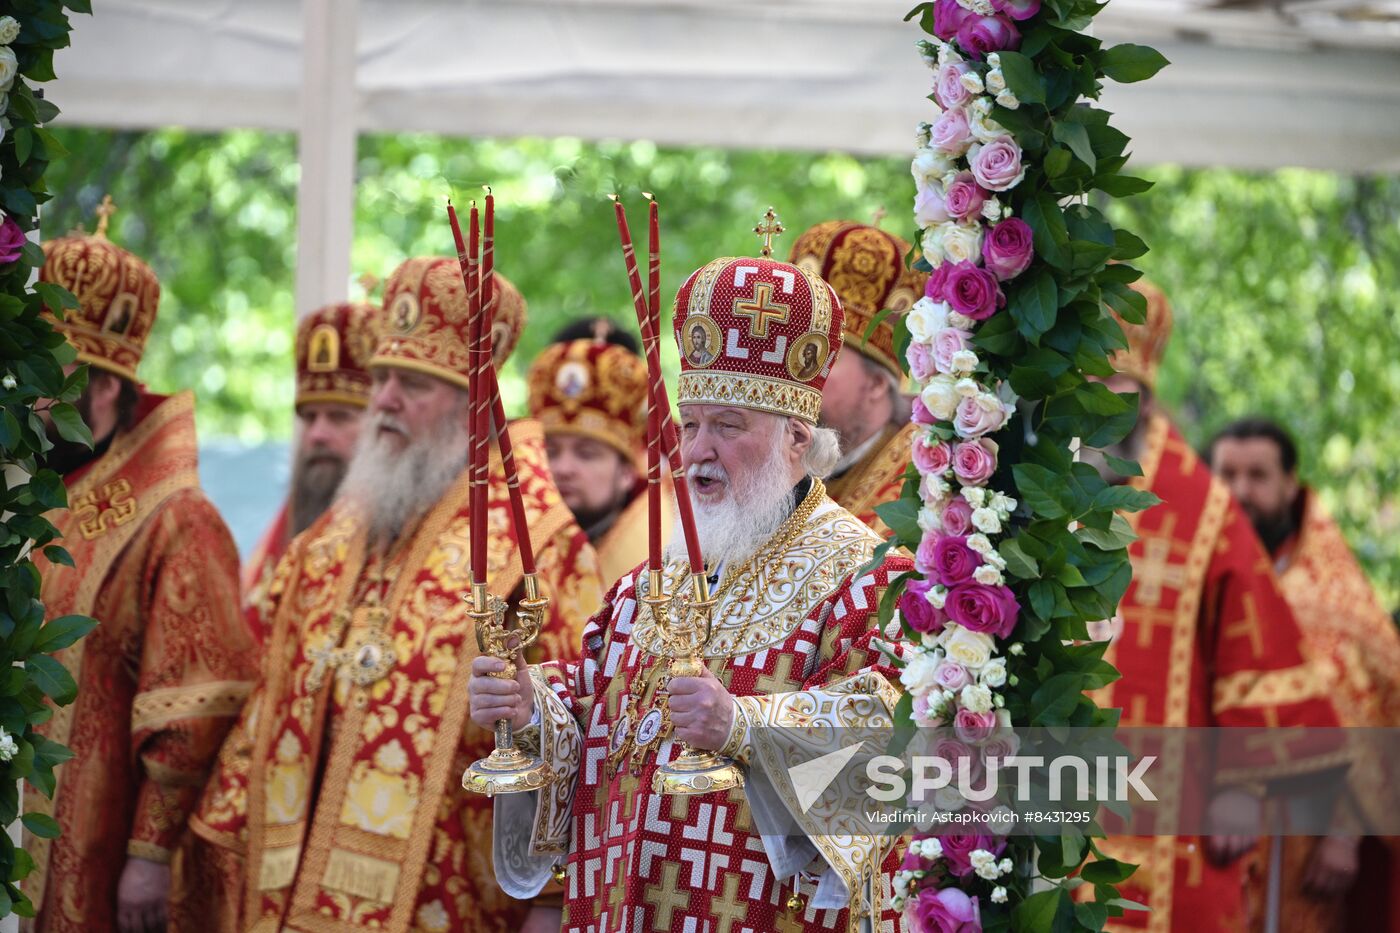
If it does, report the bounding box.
[1208,417,1299,474]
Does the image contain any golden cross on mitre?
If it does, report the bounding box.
[94,195,117,240]
[753,207,784,259]
[871,205,889,228]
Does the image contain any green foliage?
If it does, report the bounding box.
[0,1,91,917]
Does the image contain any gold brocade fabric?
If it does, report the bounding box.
[825,422,915,539]
[27,391,255,933]
[174,421,605,933]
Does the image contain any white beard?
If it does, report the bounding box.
[338,408,469,547]
[667,426,796,573]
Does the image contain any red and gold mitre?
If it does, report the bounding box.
[673,255,844,424]
[788,220,927,378]
[295,301,378,408]
[370,256,526,391]
[526,338,648,468]
[39,199,160,382]
[1109,279,1173,392]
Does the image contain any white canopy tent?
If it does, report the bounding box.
[52,0,1400,313]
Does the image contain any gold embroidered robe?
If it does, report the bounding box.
[592,477,674,587]
[174,420,605,933]
[241,500,289,644]
[493,489,911,931]
[826,423,915,538]
[27,390,255,932]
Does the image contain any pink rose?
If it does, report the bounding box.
[940,834,1006,879]
[913,436,952,476]
[944,173,989,223]
[934,62,973,110]
[952,439,998,485]
[913,692,946,728]
[908,340,938,383]
[991,0,1042,20]
[941,496,974,536]
[983,217,1035,281]
[915,182,951,228]
[930,108,974,157]
[0,218,25,265]
[912,886,982,933]
[956,14,1021,60]
[932,535,982,587]
[912,396,937,426]
[934,735,981,780]
[925,263,952,303]
[944,262,1005,321]
[932,328,973,375]
[934,660,972,692]
[982,731,1020,763]
[954,708,998,744]
[900,578,948,635]
[954,393,1010,439]
[932,0,972,40]
[945,583,1020,638]
[970,137,1027,192]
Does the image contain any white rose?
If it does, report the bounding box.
[0,726,16,763]
[973,563,1004,586]
[986,53,1002,69]
[900,651,942,696]
[920,375,959,421]
[948,309,978,330]
[954,377,981,399]
[893,874,910,898]
[991,886,1008,903]
[960,683,994,713]
[934,785,968,811]
[981,657,1008,687]
[961,486,987,508]
[932,221,983,266]
[1,373,14,391]
[906,296,949,342]
[959,72,985,95]
[916,122,933,149]
[1008,642,1025,656]
[971,507,1002,535]
[967,533,994,554]
[920,471,951,506]
[937,41,964,68]
[912,147,953,187]
[0,47,17,93]
[983,549,1007,571]
[0,17,18,46]
[985,69,1007,95]
[973,853,1001,881]
[919,837,944,859]
[980,198,1004,222]
[990,492,1018,516]
[970,850,997,871]
[957,0,997,14]
[929,585,948,610]
[996,89,1021,110]
[918,507,943,534]
[950,349,979,374]
[940,624,995,669]
[968,98,1010,143]
[918,40,939,68]
[999,858,1013,873]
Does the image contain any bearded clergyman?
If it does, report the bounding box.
[470,245,914,930]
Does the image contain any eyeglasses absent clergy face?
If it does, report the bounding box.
[1210,437,1298,528]
[545,432,636,518]
[368,366,468,449]
[679,405,774,504]
[296,402,364,467]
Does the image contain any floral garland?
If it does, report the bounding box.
[874,0,1168,930]
[0,0,92,919]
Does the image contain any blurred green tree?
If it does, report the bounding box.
[40,129,1400,604]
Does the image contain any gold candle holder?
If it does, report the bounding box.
[652,571,745,796]
[462,575,555,796]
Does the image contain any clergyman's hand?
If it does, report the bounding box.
[468,653,533,731]
[116,856,170,933]
[1303,835,1360,897]
[667,667,735,752]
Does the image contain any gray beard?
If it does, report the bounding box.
[667,428,796,573]
[338,411,469,548]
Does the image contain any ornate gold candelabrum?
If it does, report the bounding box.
[651,570,745,795]
[462,575,554,796]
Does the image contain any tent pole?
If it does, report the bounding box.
[294,0,358,317]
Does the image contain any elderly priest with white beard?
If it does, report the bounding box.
[470,243,914,932]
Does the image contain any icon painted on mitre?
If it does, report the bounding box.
[103,294,138,336]
[787,332,828,382]
[389,293,421,335]
[555,361,591,399]
[307,324,340,372]
[684,316,721,368]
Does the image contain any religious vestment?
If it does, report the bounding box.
[826,422,916,539]
[1243,488,1400,933]
[592,477,675,586]
[241,500,289,643]
[27,390,256,932]
[1088,414,1344,933]
[494,482,911,932]
[174,420,605,933]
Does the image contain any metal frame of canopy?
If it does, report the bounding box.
[50,0,1400,315]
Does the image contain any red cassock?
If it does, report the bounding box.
[493,489,912,933]
[1087,414,1344,933]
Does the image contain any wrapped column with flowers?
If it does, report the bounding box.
[872,0,1169,930]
